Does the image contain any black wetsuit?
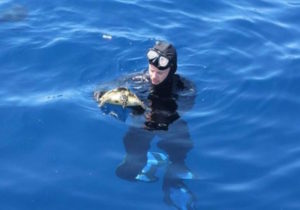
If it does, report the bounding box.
[95,70,197,209]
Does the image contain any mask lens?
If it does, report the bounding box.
[159,56,169,67]
[147,50,159,60]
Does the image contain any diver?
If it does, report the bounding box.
[95,41,197,209]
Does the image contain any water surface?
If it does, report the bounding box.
[1,0,300,209]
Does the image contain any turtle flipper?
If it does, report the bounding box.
[94,91,106,102]
[140,102,146,110]
[99,99,106,107]
[94,91,101,102]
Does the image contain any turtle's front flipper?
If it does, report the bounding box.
[94,91,105,102]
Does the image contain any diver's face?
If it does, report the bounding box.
[148,64,170,85]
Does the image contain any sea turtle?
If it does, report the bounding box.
[94,87,146,110]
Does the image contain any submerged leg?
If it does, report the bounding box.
[116,126,154,181]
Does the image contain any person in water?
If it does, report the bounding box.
[95,41,197,209]
[130,40,195,130]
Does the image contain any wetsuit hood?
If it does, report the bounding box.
[152,41,177,74]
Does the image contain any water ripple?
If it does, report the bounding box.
[1,0,300,209]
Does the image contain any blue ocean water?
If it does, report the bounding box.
[1,0,300,209]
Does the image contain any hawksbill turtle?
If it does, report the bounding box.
[94,87,146,110]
